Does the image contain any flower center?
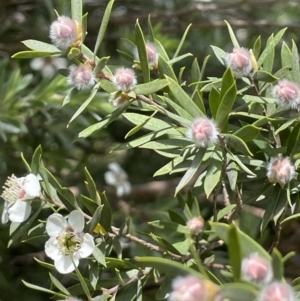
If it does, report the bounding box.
[57,232,81,255]
[1,174,24,204]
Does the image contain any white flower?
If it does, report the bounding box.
[104,163,131,197]
[1,173,41,224]
[45,210,95,274]
[30,57,67,78]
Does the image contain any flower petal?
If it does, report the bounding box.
[68,210,84,233]
[108,162,122,173]
[45,237,62,260]
[104,171,117,185]
[22,174,41,199]
[55,255,79,274]
[8,199,31,222]
[46,213,67,236]
[78,233,95,258]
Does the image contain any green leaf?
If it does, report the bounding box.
[209,86,221,119]
[163,96,194,120]
[286,121,300,158]
[135,20,150,82]
[233,125,261,142]
[166,76,204,119]
[99,191,112,232]
[140,139,192,150]
[68,82,101,126]
[93,246,107,267]
[292,40,300,83]
[21,40,60,52]
[22,280,67,298]
[216,68,237,132]
[94,0,114,55]
[224,134,253,156]
[210,46,226,66]
[78,101,131,138]
[175,148,206,195]
[158,55,177,81]
[228,225,241,281]
[71,0,82,24]
[224,20,240,48]
[272,248,283,280]
[148,220,189,234]
[89,205,104,233]
[134,257,202,277]
[60,187,79,211]
[173,24,192,59]
[252,36,261,59]
[49,273,71,296]
[31,145,42,175]
[204,149,222,198]
[12,51,60,59]
[219,283,257,301]
[252,70,278,82]
[257,28,287,68]
[84,167,101,203]
[62,88,79,107]
[94,56,110,74]
[67,47,81,60]
[133,79,169,95]
[210,222,271,259]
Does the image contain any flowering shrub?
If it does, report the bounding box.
[1,0,300,301]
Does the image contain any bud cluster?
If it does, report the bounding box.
[273,79,300,110]
[112,67,137,92]
[225,47,252,78]
[187,117,219,148]
[267,156,296,187]
[186,217,204,236]
[258,282,295,301]
[67,65,95,90]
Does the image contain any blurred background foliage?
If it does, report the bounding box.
[0,0,300,301]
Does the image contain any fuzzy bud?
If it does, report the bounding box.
[267,156,295,187]
[273,80,300,110]
[49,16,78,50]
[133,41,159,68]
[169,276,219,301]
[112,67,137,92]
[187,217,204,236]
[241,253,273,284]
[57,297,82,301]
[225,47,252,78]
[68,65,95,90]
[258,282,295,301]
[187,117,219,148]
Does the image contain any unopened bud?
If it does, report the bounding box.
[187,217,204,235]
[112,67,137,92]
[241,253,273,284]
[133,41,159,68]
[169,276,219,301]
[68,65,95,90]
[49,16,78,50]
[258,282,295,301]
[225,47,252,78]
[273,80,300,110]
[187,117,219,148]
[267,156,295,187]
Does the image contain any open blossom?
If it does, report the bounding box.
[1,174,41,224]
[133,41,159,67]
[225,47,252,78]
[169,276,219,301]
[112,67,137,92]
[241,253,273,284]
[104,163,131,197]
[68,65,95,90]
[49,16,78,50]
[186,217,204,235]
[258,282,295,301]
[187,117,219,148]
[45,210,95,274]
[267,156,295,187]
[273,80,300,110]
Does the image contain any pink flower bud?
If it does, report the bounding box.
[112,67,137,92]
[187,217,204,235]
[241,253,273,284]
[258,282,295,301]
[267,156,295,187]
[49,16,78,50]
[187,117,219,148]
[58,297,82,301]
[133,41,159,67]
[225,47,252,78]
[169,276,219,301]
[68,65,95,90]
[273,80,300,110]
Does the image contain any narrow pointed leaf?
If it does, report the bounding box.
[133,79,169,95]
[71,0,82,24]
[224,20,240,48]
[49,273,71,296]
[22,40,60,52]
[173,24,192,59]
